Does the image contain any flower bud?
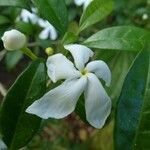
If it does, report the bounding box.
[142,13,148,20]
[45,47,54,56]
[1,29,27,51]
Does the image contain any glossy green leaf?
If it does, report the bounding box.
[79,0,114,32]
[0,0,30,9]
[133,46,150,149]
[5,50,23,70]
[0,59,46,150]
[114,45,150,150]
[95,50,136,105]
[84,26,150,51]
[32,0,68,35]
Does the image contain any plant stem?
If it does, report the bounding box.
[21,47,38,60]
[0,49,6,62]
[0,82,7,97]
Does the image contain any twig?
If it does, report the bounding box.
[0,82,7,97]
[28,42,39,47]
[0,49,6,62]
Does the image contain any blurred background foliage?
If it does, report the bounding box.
[0,0,149,149]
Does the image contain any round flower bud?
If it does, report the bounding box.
[1,29,27,51]
[45,47,54,56]
[142,13,148,20]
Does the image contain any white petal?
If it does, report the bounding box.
[85,73,111,129]
[46,54,80,83]
[1,29,26,50]
[83,0,93,9]
[38,19,57,40]
[20,9,38,24]
[64,44,94,70]
[26,77,87,119]
[39,28,49,40]
[48,25,57,40]
[38,19,48,27]
[86,60,111,87]
[74,0,85,6]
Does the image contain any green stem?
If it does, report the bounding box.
[21,47,38,60]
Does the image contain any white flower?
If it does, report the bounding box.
[74,0,93,9]
[26,44,111,129]
[1,29,26,50]
[19,8,39,24]
[38,19,57,40]
[18,9,57,40]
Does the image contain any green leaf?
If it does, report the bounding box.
[133,46,150,149]
[32,0,68,35]
[79,0,114,32]
[0,59,46,150]
[84,26,150,51]
[0,15,10,25]
[62,32,78,45]
[75,95,87,124]
[15,21,37,36]
[0,0,30,9]
[114,45,150,150]
[95,50,136,105]
[5,50,23,70]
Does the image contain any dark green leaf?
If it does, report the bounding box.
[0,0,30,9]
[32,0,68,35]
[133,46,150,149]
[0,15,10,25]
[5,50,23,70]
[95,50,136,106]
[75,95,87,124]
[15,21,38,36]
[0,59,46,150]
[79,0,114,32]
[114,45,150,150]
[84,26,150,51]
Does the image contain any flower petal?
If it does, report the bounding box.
[84,73,111,129]
[83,0,93,9]
[38,19,57,40]
[39,28,49,40]
[46,54,80,83]
[26,77,87,119]
[74,0,85,6]
[64,44,94,70]
[86,60,111,87]
[48,25,57,40]
[20,9,38,24]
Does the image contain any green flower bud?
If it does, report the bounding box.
[45,47,54,56]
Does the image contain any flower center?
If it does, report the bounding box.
[80,69,89,76]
